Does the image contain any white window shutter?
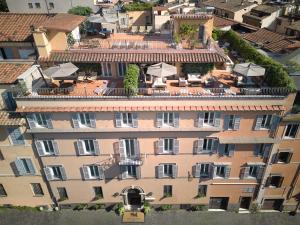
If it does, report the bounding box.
[98,166,105,180]
[119,140,126,159]
[35,140,45,156]
[174,112,179,128]
[44,167,53,181]
[156,139,164,154]
[156,112,163,128]
[157,165,164,178]
[134,139,140,156]
[59,166,67,180]
[93,140,100,155]
[89,113,96,128]
[115,113,122,128]
[214,112,221,127]
[241,166,250,179]
[197,112,204,127]
[195,139,204,154]
[14,158,26,176]
[82,166,89,180]
[120,166,127,179]
[76,140,85,155]
[233,116,240,130]
[173,139,179,154]
[225,166,231,179]
[72,113,79,128]
[25,159,35,175]
[228,144,235,157]
[52,140,59,155]
[172,164,178,178]
[212,139,219,154]
[26,114,36,129]
[212,165,216,179]
[223,115,230,130]
[132,113,138,128]
[194,164,201,178]
[45,114,53,129]
[254,115,263,130]
[136,166,141,179]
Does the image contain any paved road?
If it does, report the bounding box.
[0,209,299,225]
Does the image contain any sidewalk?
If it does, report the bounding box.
[0,209,299,225]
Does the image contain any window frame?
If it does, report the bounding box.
[93,186,103,198]
[202,138,214,152]
[162,112,175,126]
[163,138,174,153]
[28,3,33,8]
[82,139,96,154]
[163,164,173,177]
[199,163,210,178]
[34,113,48,128]
[42,140,55,155]
[124,139,136,158]
[228,115,235,130]
[101,63,112,77]
[163,185,172,197]
[49,2,54,9]
[260,115,272,129]
[198,185,207,197]
[88,165,100,179]
[30,183,44,196]
[51,166,63,180]
[248,165,259,178]
[126,165,137,178]
[277,151,292,164]
[121,113,133,127]
[78,113,92,127]
[57,187,68,200]
[283,124,299,139]
[268,175,283,188]
[35,2,41,8]
[203,112,215,126]
[0,184,7,197]
[215,165,226,178]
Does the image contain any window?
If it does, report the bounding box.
[52,166,63,179]
[276,152,293,164]
[49,2,54,9]
[44,166,66,180]
[266,175,284,188]
[163,164,173,177]
[101,63,112,77]
[215,165,226,178]
[28,3,33,8]
[122,113,133,126]
[203,138,214,152]
[7,127,25,145]
[120,165,138,179]
[199,163,210,178]
[27,113,52,129]
[163,112,174,126]
[260,115,272,129]
[83,139,96,154]
[78,113,91,127]
[126,165,137,177]
[157,112,179,128]
[31,183,44,196]
[198,185,207,197]
[163,185,172,197]
[248,165,259,178]
[124,139,135,158]
[0,184,7,197]
[204,112,215,126]
[228,115,235,130]
[164,138,174,153]
[43,140,54,154]
[118,63,127,77]
[15,158,35,175]
[35,113,47,126]
[89,165,100,179]
[57,187,68,200]
[284,124,299,138]
[94,186,103,198]
[35,3,41,8]
[82,165,103,180]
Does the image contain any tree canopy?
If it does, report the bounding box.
[68,6,92,16]
[0,0,8,12]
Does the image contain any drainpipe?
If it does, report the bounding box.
[44,0,50,14]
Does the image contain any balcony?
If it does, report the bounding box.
[118,155,143,166]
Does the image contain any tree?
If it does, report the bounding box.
[68,6,92,16]
[123,64,139,96]
[67,33,75,47]
[178,24,198,48]
[0,0,8,12]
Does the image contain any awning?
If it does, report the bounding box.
[43,62,78,80]
[233,63,265,77]
[147,62,177,78]
[218,137,279,144]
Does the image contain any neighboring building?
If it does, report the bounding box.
[153,6,171,33]
[242,5,281,29]
[0,13,85,60]
[285,20,300,39]
[0,62,52,207]
[202,0,258,23]
[276,17,300,39]
[213,16,238,31]
[5,0,119,13]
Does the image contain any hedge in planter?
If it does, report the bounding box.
[182,63,214,75]
[123,64,139,96]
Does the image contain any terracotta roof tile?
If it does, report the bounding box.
[213,16,238,28]
[172,14,213,20]
[0,63,32,84]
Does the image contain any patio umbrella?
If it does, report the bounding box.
[146,63,177,78]
[233,63,265,77]
[43,63,79,80]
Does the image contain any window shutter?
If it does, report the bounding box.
[270,115,280,132]
[228,144,235,157]
[45,114,53,129]
[72,113,79,128]
[254,115,263,130]
[172,164,178,178]
[257,166,264,180]
[241,166,250,179]
[173,139,179,154]
[44,167,53,181]
[25,159,35,175]
[7,127,24,145]
[218,144,225,156]
[265,176,271,187]
[157,165,164,178]
[35,140,45,156]
[194,164,201,178]
[3,91,16,110]
[134,139,140,156]
[52,140,59,155]
[287,152,293,163]
[263,144,271,160]
[156,139,164,154]
[132,113,138,128]
[136,166,141,179]
[223,115,230,130]
[212,165,217,179]
[115,113,122,128]
[98,166,105,180]
[225,166,231,179]
[60,166,67,180]
[93,140,100,155]
[156,112,163,128]
[212,139,219,154]
[14,158,26,176]
[253,144,260,156]
[233,116,240,130]
[119,140,126,158]
[174,112,179,128]
[76,140,85,155]
[26,114,36,129]
[194,139,204,154]
[214,112,221,127]
[120,166,127,179]
[82,166,89,180]
[89,113,96,128]
[197,112,204,127]
[278,176,284,187]
[272,153,279,164]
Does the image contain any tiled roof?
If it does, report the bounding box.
[0,111,25,126]
[16,105,285,113]
[41,13,86,32]
[213,16,238,28]
[171,14,212,20]
[0,63,32,84]
[242,28,298,53]
[203,0,256,12]
[0,13,54,42]
[39,49,227,63]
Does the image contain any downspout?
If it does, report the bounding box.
[44,0,50,14]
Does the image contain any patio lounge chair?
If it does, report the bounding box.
[146,26,153,33]
[152,77,167,89]
[131,26,138,33]
[187,74,202,86]
[139,26,146,33]
[178,77,188,87]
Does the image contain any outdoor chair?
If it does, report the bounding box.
[146,26,153,33]
[179,77,188,87]
[131,26,138,34]
[139,26,146,33]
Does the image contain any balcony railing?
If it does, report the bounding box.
[118,155,143,166]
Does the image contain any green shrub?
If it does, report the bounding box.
[222,30,296,92]
[159,204,172,211]
[88,204,105,210]
[10,206,39,212]
[67,33,76,47]
[68,6,92,16]
[116,203,125,216]
[143,201,151,214]
[249,203,259,214]
[124,2,153,11]
[212,29,223,41]
[123,64,139,96]
[182,63,214,75]
[73,204,88,211]
[190,204,205,211]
